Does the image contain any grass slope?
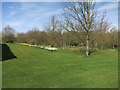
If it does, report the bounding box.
[2,44,118,88]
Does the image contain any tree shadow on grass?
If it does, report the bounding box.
[0,44,17,61]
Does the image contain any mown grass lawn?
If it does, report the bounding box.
[2,43,118,88]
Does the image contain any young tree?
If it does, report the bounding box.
[63,1,97,56]
[44,15,59,47]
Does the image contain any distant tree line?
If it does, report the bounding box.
[2,1,119,56]
[2,24,118,49]
[0,32,2,43]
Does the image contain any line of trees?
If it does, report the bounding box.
[2,24,118,48]
[2,1,118,56]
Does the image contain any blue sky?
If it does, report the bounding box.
[2,2,118,33]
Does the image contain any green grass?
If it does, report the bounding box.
[2,43,118,88]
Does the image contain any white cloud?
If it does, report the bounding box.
[23,7,49,18]
[19,2,63,20]
[4,2,63,31]
[7,11,16,17]
[19,3,36,10]
[98,3,118,11]
[9,6,14,9]
[2,0,67,2]
[2,0,120,2]
[5,21,24,27]
[45,8,63,16]
[28,8,63,23]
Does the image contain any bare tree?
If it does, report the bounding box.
[63,1,97,56]
[45,15,59,47]
[110,27,118,49]
[26,28,40,45]
[96,13,110,49]
[2,26,16,43]
[16,33,27,43]
[0,32,2,43]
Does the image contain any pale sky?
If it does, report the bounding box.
[2,1,118,33]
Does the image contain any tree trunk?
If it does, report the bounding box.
[96,43,98,50]
[113,43,114,49]
[86,1,90,56]
[86,35,89,56]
